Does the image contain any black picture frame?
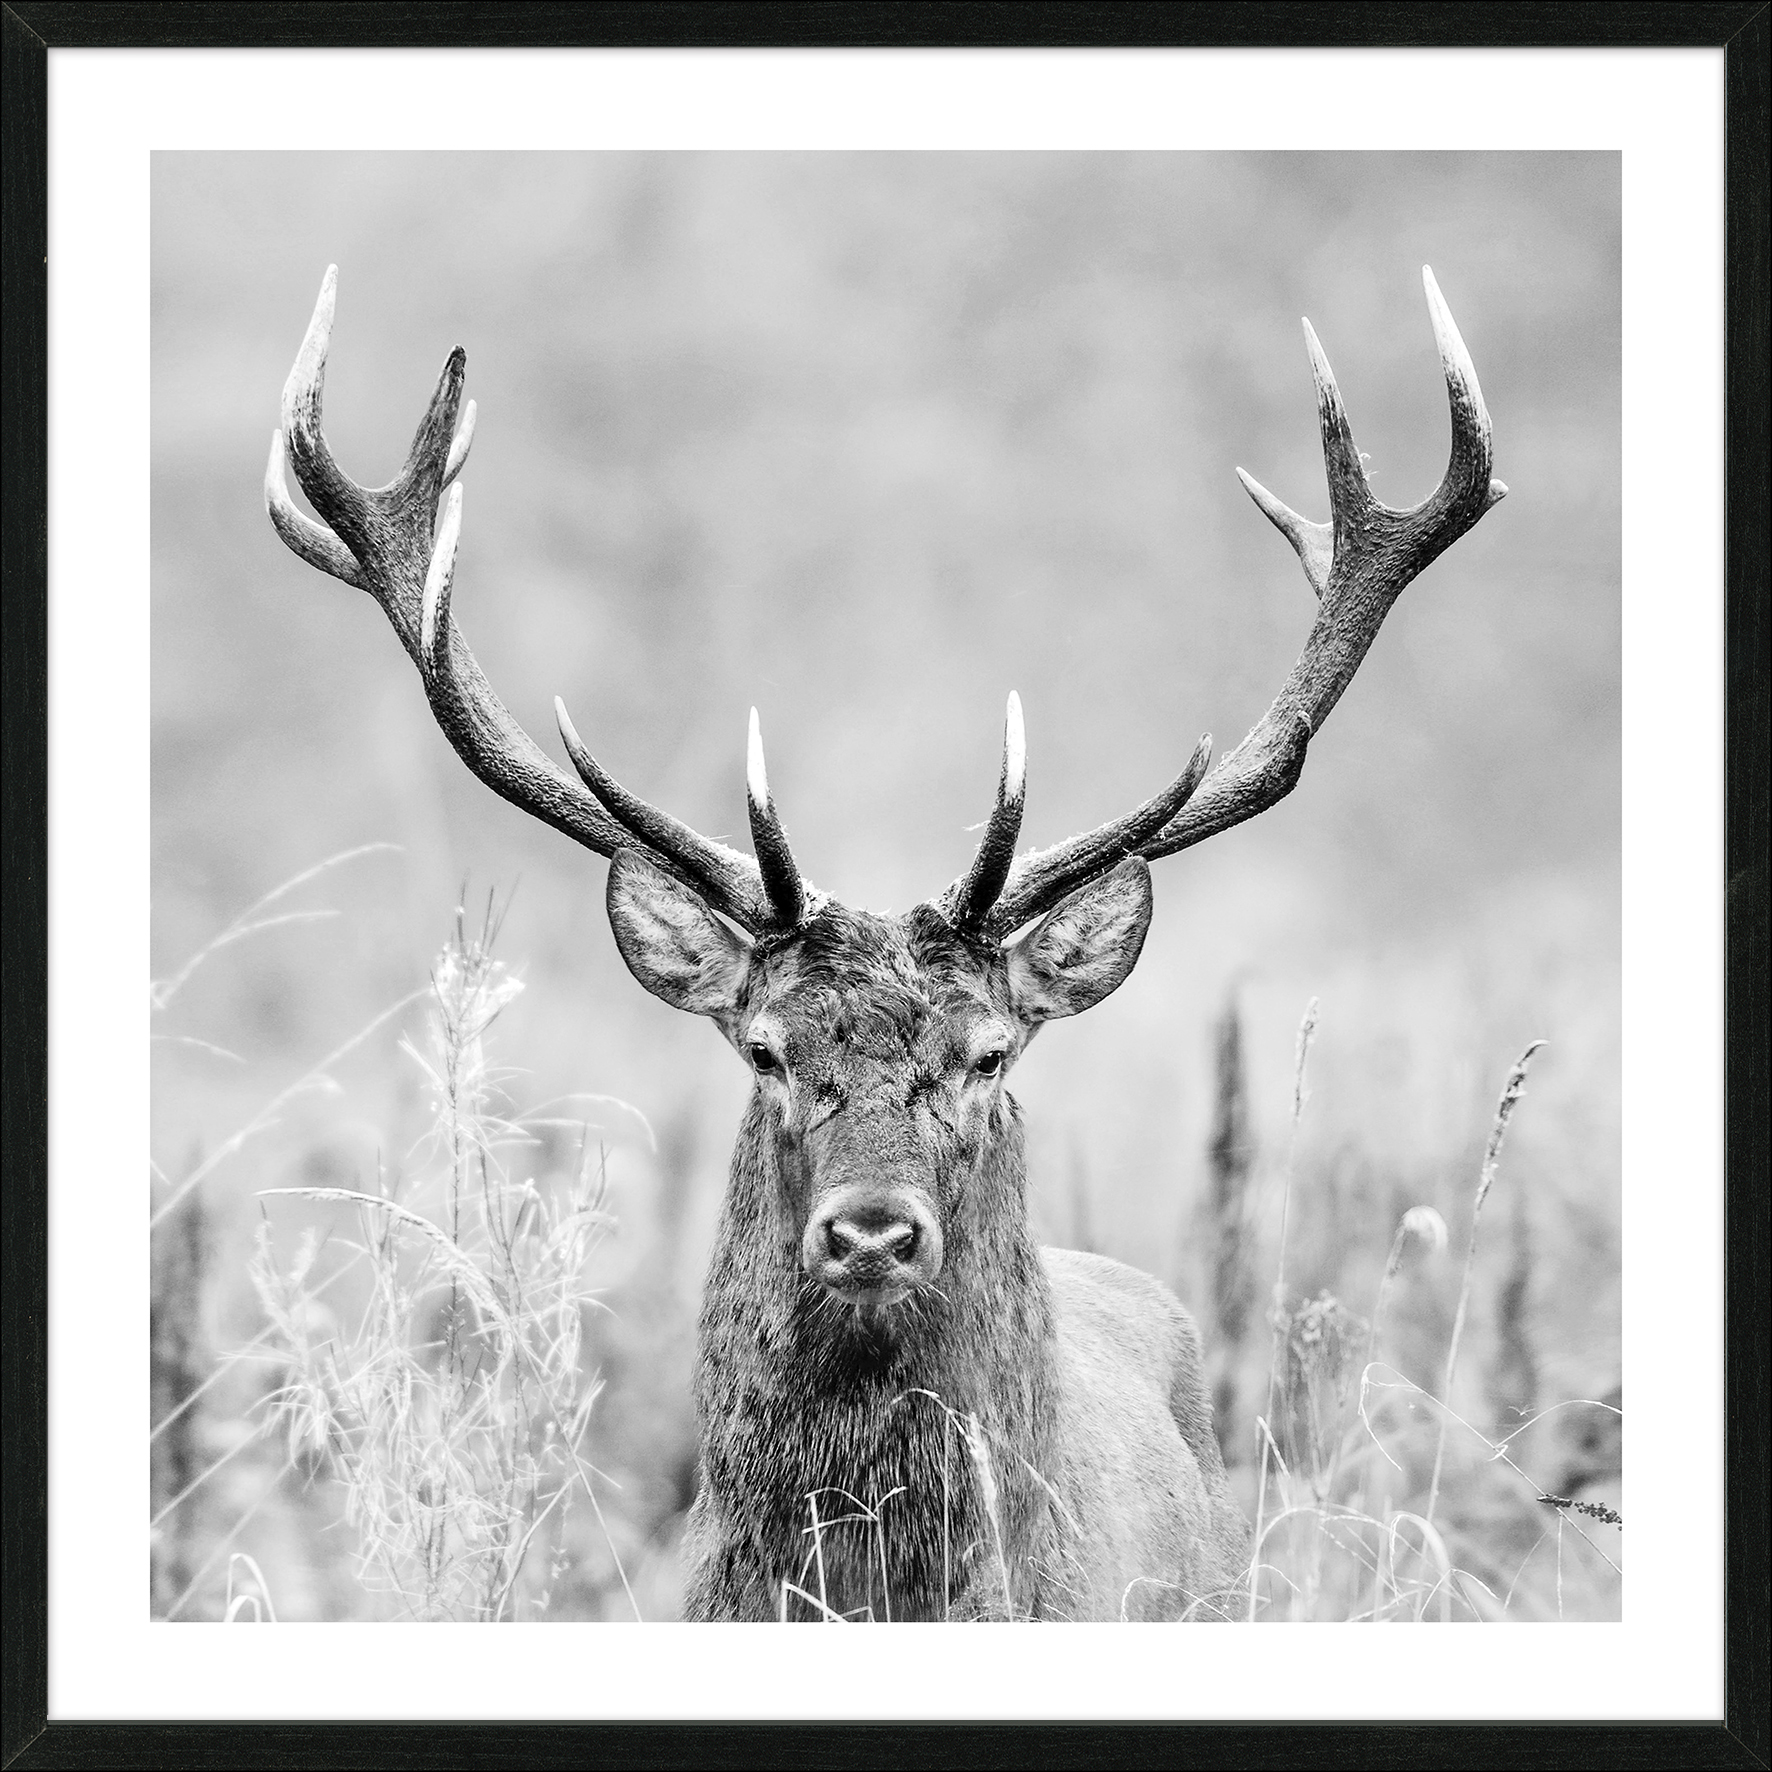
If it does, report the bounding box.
[3,4,1766,1768]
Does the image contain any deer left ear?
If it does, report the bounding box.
[1005,855,1153,1024]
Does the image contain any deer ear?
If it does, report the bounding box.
[606,849,752,1019]
[1005,856,1153,1024]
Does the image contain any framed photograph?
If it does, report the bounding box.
[5,5,1766,1766]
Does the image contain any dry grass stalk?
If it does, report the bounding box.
[1248,996,1318,1621]
[1486,1188,1540,1431]
[1239,1015,1617,1623]
[251,907,630,1620]
[149,1190,209,1614]
[1425,1040,1546,1527]
[1205,989,1256,1448]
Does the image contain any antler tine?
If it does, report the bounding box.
[554,696,773,919]
[264,430,364,587]
[393,346,470,514]
[740,705,811,928]
[1303,316,1377,535]
[947,693,1028,931]
[1234,466,1331,599]
[278,265,379,562]
[267,265,782,935]
[280,263,338,459]
[1423,265,1508,513]
[266,267,364,587]
[419,483,465,671]
[985,730,1212,937]
[968,269,1505,934]
[443,399,478,488]
[746,711,808,929]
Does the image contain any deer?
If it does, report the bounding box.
[266,264,1503,1621]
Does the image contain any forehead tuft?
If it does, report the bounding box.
[754,903,1001,1049]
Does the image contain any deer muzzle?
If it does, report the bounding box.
[802,1187,944,1305]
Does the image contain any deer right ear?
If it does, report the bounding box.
[606,849,752,1019]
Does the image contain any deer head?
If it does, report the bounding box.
[266,265,1504,1347]
[606,837,1153,1334]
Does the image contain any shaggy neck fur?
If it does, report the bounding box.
[691,1092,1059,1622]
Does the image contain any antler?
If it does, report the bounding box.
[970,266,1506,940]
[264,266,809,936]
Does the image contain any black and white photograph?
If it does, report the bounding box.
[147,147,1626,1630]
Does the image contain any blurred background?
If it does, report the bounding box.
[151,151,1621,1623]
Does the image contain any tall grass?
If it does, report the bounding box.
[1244,1026,1622,1623]
[251,904,636,1621]
[151,844,418,1618]
[774,1392,1023,1623]
[152,859,1620,1623]
[150,860,644,1622]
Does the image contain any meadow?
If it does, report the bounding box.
[150,151,1621,1623]
[149,844,1621,1623]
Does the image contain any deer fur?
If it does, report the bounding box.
[610,852,1250,1621]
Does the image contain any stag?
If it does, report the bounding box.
[266,266,1503,1621]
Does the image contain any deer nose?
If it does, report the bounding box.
[825,1215,920,1266]
[803,1189,943,1296]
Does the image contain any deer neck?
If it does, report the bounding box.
[692,1092,1060,1617]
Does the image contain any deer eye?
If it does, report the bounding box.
[973,1049,1006,1080]
[747,1042,781,1076]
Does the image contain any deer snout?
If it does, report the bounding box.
[803,1190,943,1300]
